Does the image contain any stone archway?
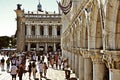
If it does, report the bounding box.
[56,43,61,51]
[25,44,27,51]
[81,12,87,48]
[48,46,53,52]
[31,43,36,51]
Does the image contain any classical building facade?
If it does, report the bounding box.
[15,3,62,53]
[61,0,120,80]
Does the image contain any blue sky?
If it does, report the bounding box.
[0,0,59,36]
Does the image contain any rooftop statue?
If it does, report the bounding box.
[17,4,22,10]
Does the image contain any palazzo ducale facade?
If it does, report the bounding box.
[15,3,62,53]
[61,0,120,80]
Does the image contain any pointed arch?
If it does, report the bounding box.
[105,0,119,49]
[95,10,103,49]
[85,27,88,49]
[115,2,120,50]
[81,12,87,49]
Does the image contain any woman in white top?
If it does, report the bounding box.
[10,64,18,80]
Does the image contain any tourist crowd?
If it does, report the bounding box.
[0,51,70,80]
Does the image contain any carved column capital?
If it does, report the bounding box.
[91,51,103,64]
[89,50,103,64]
[81,49,91,59]
[103,51,120,69]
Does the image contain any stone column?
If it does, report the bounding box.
[79,54,84,80]
[72,53,75,73]
[35,25,40,36]
[36,43,39,51]
[52,25,57,36]
[45,43,48,53]
[91,50,106,80]
[75,53,79,77]
[68,52,71,66]
[44,25,49,36]
[60,26,62,35]
[26,24,29,35]
[74,54,77,73]
[27,43,31,51]
[27,24,31,36]
[15,8,25,52]
[82,51,93,80]
[53,43,56,52]
[62,49,66,58]
[103,51,120,80]
[109,69,120,80]
[70,52,72,68]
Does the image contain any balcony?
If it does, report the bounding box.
[25,35,61,42]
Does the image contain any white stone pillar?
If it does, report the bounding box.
[84,55,92,80]
[74,54,77,75]
[45,43,48,53]
[72,53,75,73]
[92,58,106,80]
[68,52,71,65]
[60,26,62,35]
[53,43,56,52]
[109,69,120,80]
[36,43,39,51]
[26,25,29,35]
[79,55,84,80]
[27,43,31,51]
[71,53,73,70]
[62,50,66,58]
[35,25,40,35]
[69,52,72,68]
[52,25,57,36]
[75,53,79,77]
[44,25,48,36]
[27,24,31,35]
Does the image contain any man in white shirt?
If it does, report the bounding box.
[10,64,18,80]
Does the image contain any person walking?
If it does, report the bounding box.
[10,64,18,80]
[38,60,44,79]
[43,62,48,78]
[18,64,24,80]
[28,62,32,79]
[50,58,54,68]
[1,57,5,71]
[32,62,37,79]
[58,57,62,70]
[6,58,10,72]
[55,54,59,69]
[64,59,70,80]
